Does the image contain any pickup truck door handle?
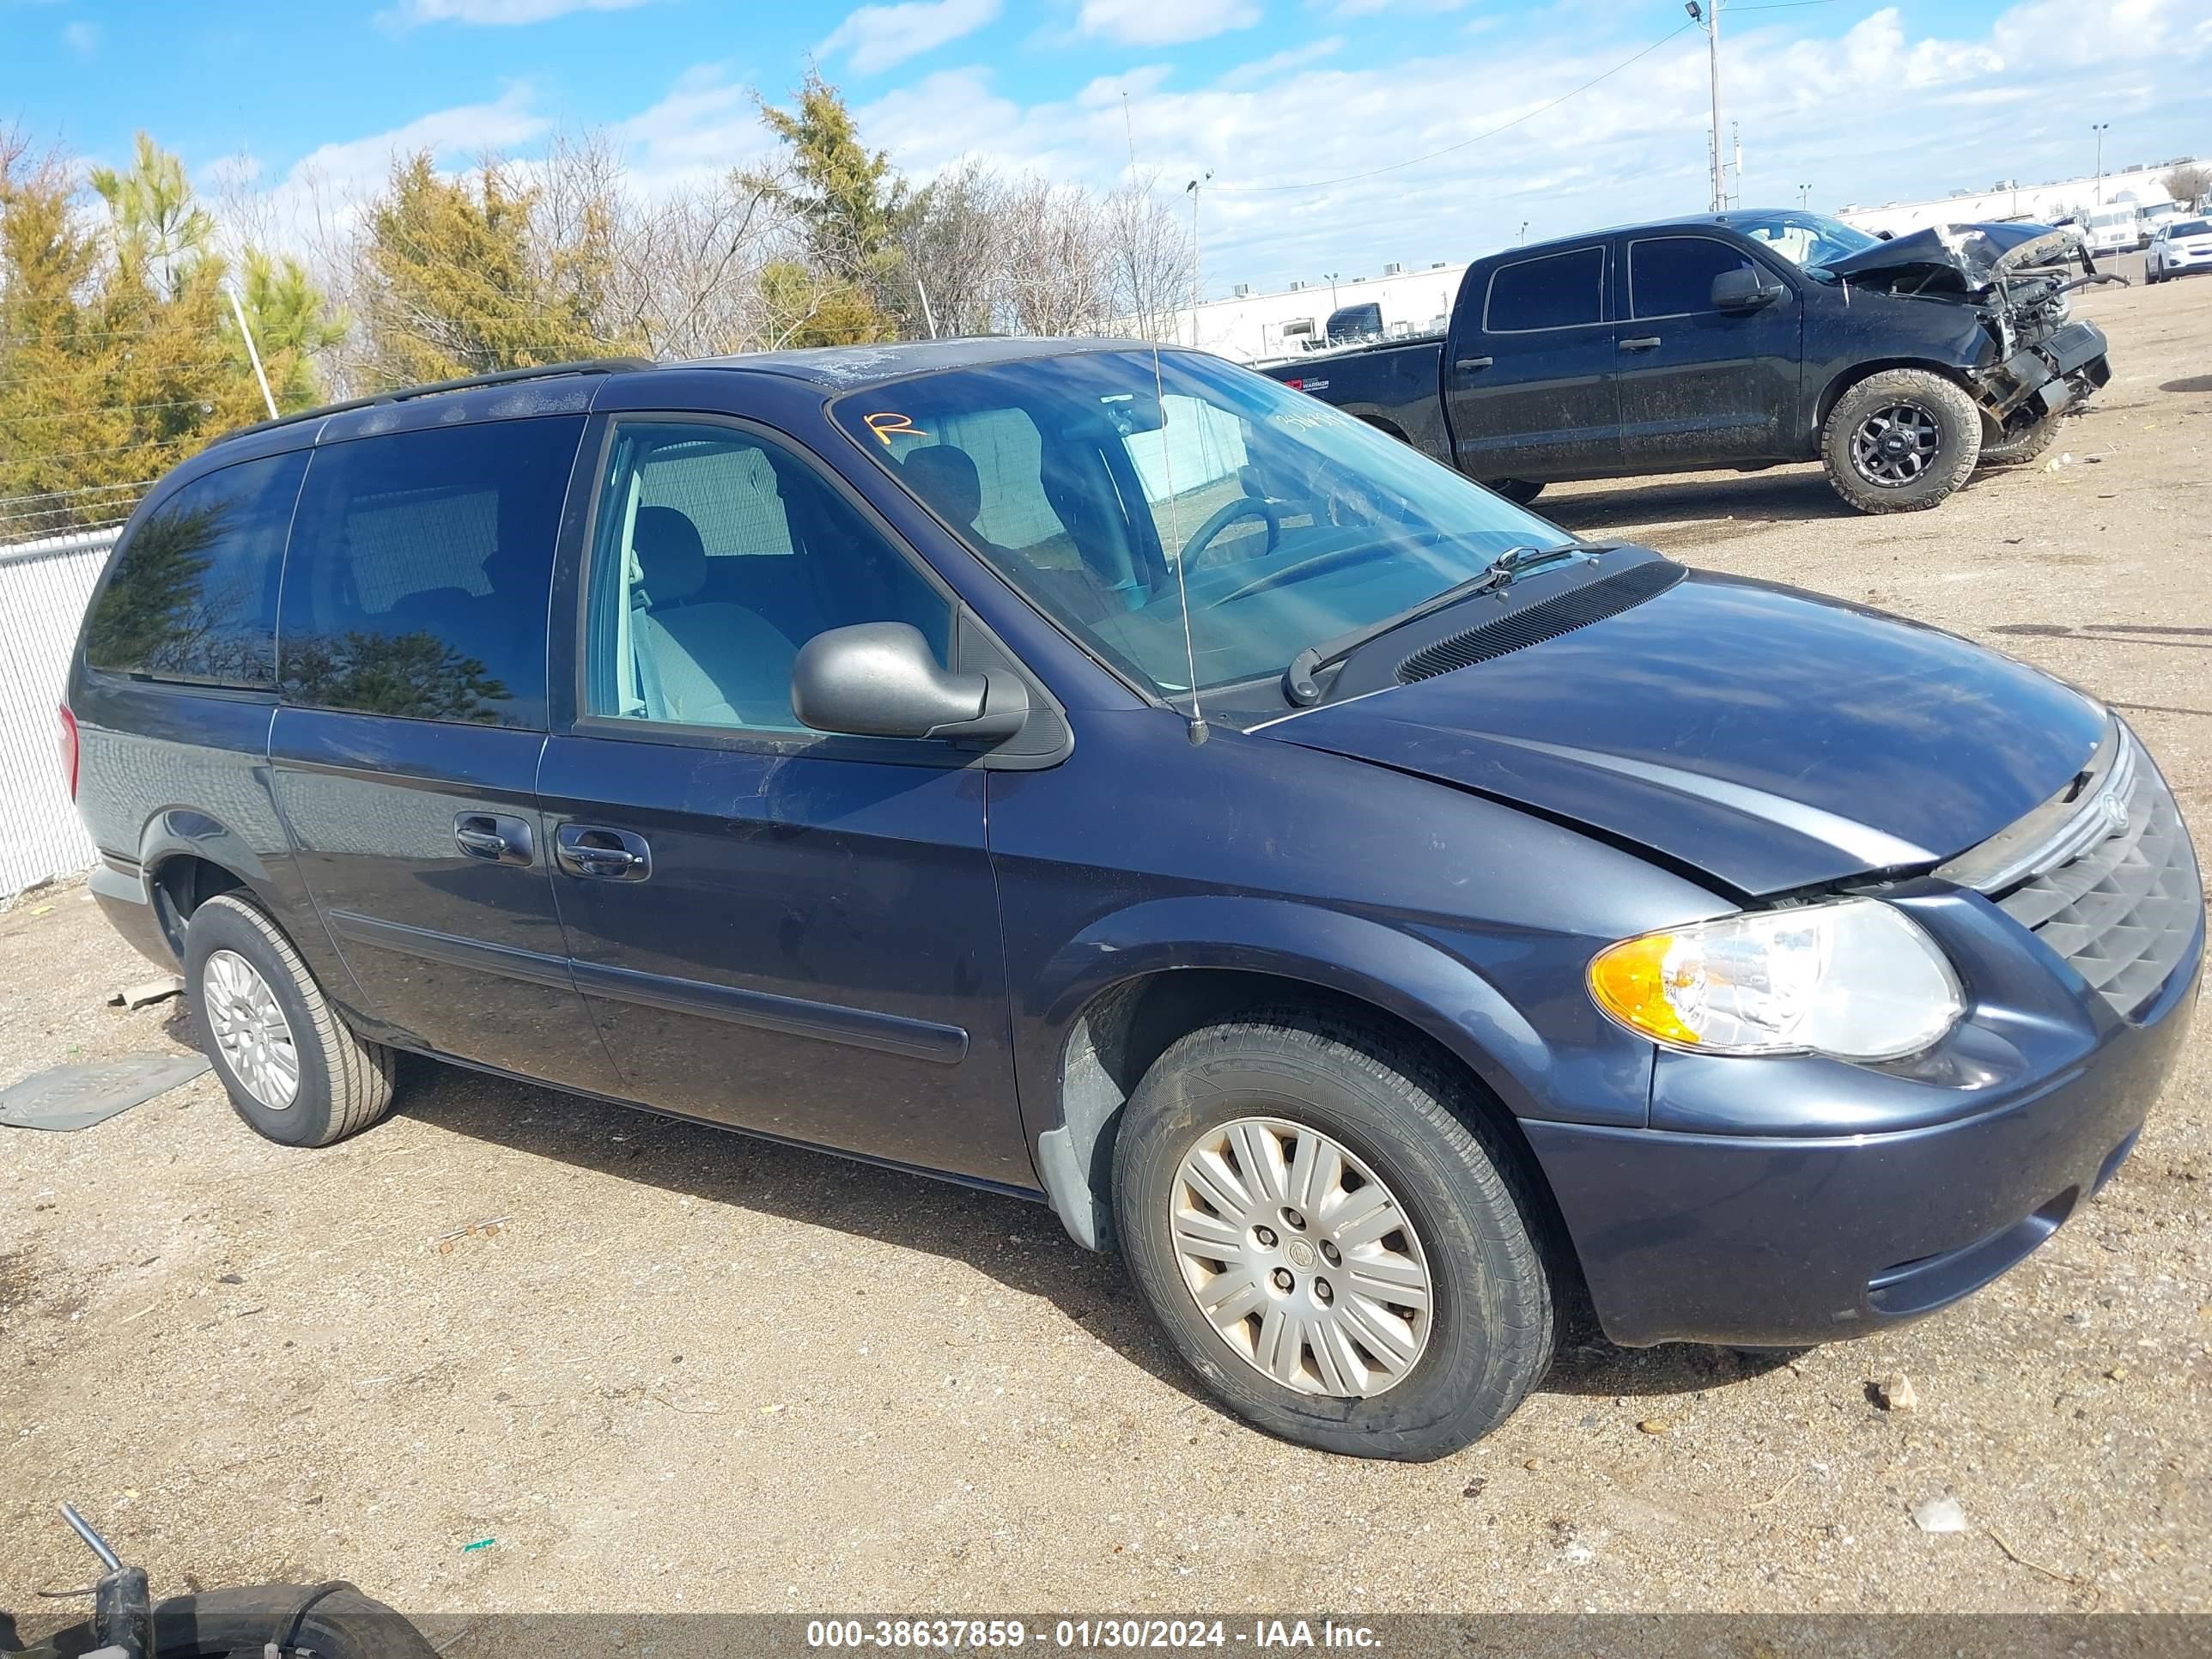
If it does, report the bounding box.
[556,823,652,882]
[453,812,534,866]
[1453,356,1494,372]
[1620,336,1662,351]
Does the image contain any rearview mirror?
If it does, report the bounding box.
[1711,267,1785,312]
[793,622,1029,744]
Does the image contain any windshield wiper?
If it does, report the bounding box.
[1279,543,1568,708]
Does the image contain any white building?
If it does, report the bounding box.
[1183,260,1470,366]
[1837,160,2202,239]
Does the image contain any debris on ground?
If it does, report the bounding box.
[1638,1419,1671,1435]
[1875,1372,1919,1413]
[1912,1495,1970,1534]
[107,977,183,1011]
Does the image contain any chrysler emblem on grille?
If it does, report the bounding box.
[2100,790,2130,837]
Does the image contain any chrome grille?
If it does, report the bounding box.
[1989,732,2202,1018]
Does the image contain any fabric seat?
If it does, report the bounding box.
[629,505,799,727]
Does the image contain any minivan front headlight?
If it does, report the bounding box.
[1587,897,1963,1060]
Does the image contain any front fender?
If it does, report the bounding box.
[1035,895,1553,1117]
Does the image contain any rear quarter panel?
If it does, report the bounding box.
[1265,343,1454,465]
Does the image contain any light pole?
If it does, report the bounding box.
[1517,220,1529,244]
[1798,182,1811,210]
[1324,271,1340,313]
[2092,123,2109,205]
[1686,1,1723,214]
[1183,171,1210,347]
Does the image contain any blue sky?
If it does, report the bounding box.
[6,0,2209,289]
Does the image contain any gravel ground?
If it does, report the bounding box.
[3,275,2208,1637]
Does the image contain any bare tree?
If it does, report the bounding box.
[896,158,1010,338]
[1100,169,1194,343]
[2165,162,2211,208]
[996,177,1118,337]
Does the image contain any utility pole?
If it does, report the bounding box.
[1687,2,1723,214]
[224,283,278,420]
[2092,123,2109,205]
[1184,171,1210,349]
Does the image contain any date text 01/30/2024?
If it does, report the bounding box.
[804,1619,1382,1650]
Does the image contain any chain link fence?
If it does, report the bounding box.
[1,527,118,901]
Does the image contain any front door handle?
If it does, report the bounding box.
[1454,356,1494,372]
[1620,335,1662,351]
[556,823,652,882]
[453,812,534,866]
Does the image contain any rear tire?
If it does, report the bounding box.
[1486,478,1545,506]
[185,893,395,1148]
[1821,368,1981,514]
[1112,1014,1554,1461]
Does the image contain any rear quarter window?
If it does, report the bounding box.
[82,449,308,689]
[276,416,585,728]
[1483,246,1606,332]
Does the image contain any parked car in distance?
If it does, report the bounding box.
[1323,301,1386,347]
[67,347,2201,1461]
[2147,216,2212,283]
[1264,210,2114,513]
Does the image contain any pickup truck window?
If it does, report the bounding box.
[1723,210,1880,274]
[1629,236,1757,319]
[835,349,1556,711]
[1483,247,1605,332]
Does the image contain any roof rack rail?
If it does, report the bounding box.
[214,356,656,446]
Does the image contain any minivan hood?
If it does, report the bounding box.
[1264,569,2107,896]
[1823,221,2084,294]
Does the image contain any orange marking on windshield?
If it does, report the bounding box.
[865,411,927,446]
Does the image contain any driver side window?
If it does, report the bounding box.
[584,420,950,732]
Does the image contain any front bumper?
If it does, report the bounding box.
[1526,896,2202,1350]
[1988,319,2111,422]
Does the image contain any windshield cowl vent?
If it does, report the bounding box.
[1396,560,1686,684]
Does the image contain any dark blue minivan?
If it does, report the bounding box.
[65,343,2201,1460]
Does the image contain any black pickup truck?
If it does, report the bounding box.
[1262,209,2114,514]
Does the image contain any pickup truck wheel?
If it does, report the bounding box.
[1113,1014,1553,1461]
[185,893,396,1147]
[1982,408,2062,467]
[1821,369,1981,514]
[1486,478,1545,506]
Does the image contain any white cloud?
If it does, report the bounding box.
[820,0,1000,75]
[1077,0,1259,47]
[1215,37,1343,89]
[62,19,99,56]
[382,0,649,26]
[282,84,550,197]
[614,65,778,193]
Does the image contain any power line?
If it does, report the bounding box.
[1212,21,1698,194]
[0,477,160,504]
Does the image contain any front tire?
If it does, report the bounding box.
[1981,407,2062,467]
[1113,1015,1554,1461]
[185,893,396,1147]
[1821,368,1981,514]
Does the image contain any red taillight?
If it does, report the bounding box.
[58,702,79,800]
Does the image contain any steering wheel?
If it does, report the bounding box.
[1177,495,1282,574]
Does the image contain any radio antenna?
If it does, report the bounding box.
[1123,91,1207,745]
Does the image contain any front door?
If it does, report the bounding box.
[268,413,619,1094]
[1443,241,1620,483]
[1615,234,1803,470]
[538,415,1029,1187]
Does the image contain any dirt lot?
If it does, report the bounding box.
[3,275,2209,1637]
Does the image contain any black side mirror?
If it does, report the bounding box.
[1711,267,1785,312]
[793,622,1029,744]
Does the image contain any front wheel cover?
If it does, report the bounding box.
[1113,1016,1553,1461]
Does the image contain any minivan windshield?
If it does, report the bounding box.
[1721,210,1881,274]
[832,349,1564,711]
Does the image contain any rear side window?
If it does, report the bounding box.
[1484,247,1605,332]
[1629,236,1757,318]
[278,417,585,728]
[82,450,307,689]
